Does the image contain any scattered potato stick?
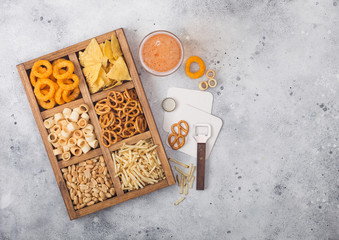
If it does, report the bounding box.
[180,174,184,194]
[174,197,185,206]
[185,183,188,196]
[175,166,189,177]
[188,165,195,180]
[176,174,179,186]
[169,158,189,168]
[189,176,195,189]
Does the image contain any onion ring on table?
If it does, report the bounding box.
[34,79,56,101]
[38,98,56,109]
[208,78,217,88]
[185,56,206,79]
[99,111,115,128]
[55,88,65,105]
[53,60,74,80]
[107,90,124,108]
[206,69,216,79]
[101,129,118,147]
[199,81,208,91]
[57,74,79,90]
[95,99,111,115]
[32,60,53,79]
[135,115,147,133]
[62,86,80,103]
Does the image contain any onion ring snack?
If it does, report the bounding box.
[53,60,74,80]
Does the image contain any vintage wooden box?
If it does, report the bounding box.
[16,28,175,220]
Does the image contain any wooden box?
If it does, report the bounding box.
[16,28,175,220]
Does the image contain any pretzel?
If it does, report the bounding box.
[101,129,118,147]
[171,120,189,137]
[107,90,124,108]
[168,133,185,150]
[95,99,111,115]
[95,88,148,147]
[168,120,189,150]
[135,115,147,133]
[99,111,115,128]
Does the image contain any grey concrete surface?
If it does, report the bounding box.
[1,0,339,239]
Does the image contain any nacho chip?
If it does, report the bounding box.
[83,63,101,86]
[103,40,114,61]
[89,78,105,94]
[106,56,131,81]
[98,67,111,88]
[79,39,103,67]
[111,34,122,60]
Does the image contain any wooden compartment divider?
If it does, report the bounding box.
[17,28,175,220]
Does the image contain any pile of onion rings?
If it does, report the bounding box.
[94,88,148,147]
[30,59,80,109]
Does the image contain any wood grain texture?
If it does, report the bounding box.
[17,64,76,220]
[116,28,175,186]
[17,28,174,220]
[75,179,168,218]
[41,98,84,119]
[108,131,151,152]
[196,143,206,190]
[69,52,124,198]
[58,148,102,169]
[23,31,117,70]
[91,81,134,102]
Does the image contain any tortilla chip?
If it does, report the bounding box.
[106,56,131,81]
[111,34,122,60]
[79,39,103,67]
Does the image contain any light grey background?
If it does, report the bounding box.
[1,0,338,239]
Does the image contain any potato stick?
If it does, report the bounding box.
[185,183,188,196]
[175,166,189,177]
[180,174,184,194]
[169,158,189,168]
[174,197,185,206]
[176,174,179,186]
[188,165,195,180]
[189,176,195,189]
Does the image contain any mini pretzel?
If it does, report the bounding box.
[99,111,115,128]
[168,133,185,150]
[171,120,189,137]
[95,99,111,115]
[101,129,118,147]
[95,88,148,147]
[135,115,147,133]
[107,90,124,108]
[168,120,189,150]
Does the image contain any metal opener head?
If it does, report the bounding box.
[193,124,212,143]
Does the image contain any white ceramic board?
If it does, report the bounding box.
[163,104,223,158]
[163,87,213,133]
[164,87,213,115]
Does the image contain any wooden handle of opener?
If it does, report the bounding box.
[197,142,206,190]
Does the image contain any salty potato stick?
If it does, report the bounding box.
[185,183,188,196]
[188,165,195,181]
[176,174,180,186]
[189,176,195,189]
[175,166,189,177]
[174,197,185,206]
[169,158,189,168]
[180,174,184,194]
